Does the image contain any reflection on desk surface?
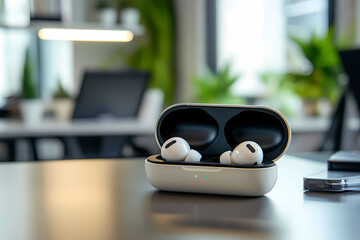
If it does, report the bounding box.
[144,191,280,235]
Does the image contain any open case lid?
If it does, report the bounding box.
[155,104,291,164]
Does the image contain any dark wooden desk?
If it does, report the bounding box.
[0,155,359,240]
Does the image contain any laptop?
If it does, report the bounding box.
[73,70,150,119]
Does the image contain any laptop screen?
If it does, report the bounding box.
[73,70,150,119]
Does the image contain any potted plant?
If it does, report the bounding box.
[19,48,43,125]
[51,77,73,122]
[96,0,117,27]
[118,0,140,26]
[118,0,176,104]
[192,64,244,104]
[280,29,343,116]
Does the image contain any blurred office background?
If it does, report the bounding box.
[0,0,359,161]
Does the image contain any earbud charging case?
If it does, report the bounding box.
[145,104,291,196]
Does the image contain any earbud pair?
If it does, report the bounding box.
[220,141,263,165]
[161,137,263,165]
[161,137,202,162]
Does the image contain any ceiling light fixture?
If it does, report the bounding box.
[38,28,134,42]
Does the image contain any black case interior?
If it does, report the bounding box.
[148,104,291,168]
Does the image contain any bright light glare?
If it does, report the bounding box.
[38,28,134,42]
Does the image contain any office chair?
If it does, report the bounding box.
[64,70,150,159]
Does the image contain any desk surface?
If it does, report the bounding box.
[0,155,359,240]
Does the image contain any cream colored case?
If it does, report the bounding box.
[145,104,291,197]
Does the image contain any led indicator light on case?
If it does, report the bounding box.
[205,176,208,178]
[194,175,198,178]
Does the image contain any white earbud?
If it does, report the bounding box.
[161,137,190,161]
[220,150,232,164]
[161,137,201,162]
[231,141,263,165]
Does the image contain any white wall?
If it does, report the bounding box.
[40,40,73,98]
[174,0,207,103]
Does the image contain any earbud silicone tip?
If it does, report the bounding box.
[185,149,202,162]
[220,150,232,164]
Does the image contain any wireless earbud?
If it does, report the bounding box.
[220,141,263,165]
[231,141,263,165]
[161,137,190,161]
[161,137,201,162]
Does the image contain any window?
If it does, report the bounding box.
[216,0,329,99]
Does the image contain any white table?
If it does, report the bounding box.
[0,118,155,137]
[0,119,155,160]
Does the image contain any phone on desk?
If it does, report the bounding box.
[304,171,360,192]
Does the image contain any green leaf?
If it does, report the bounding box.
[192,63,244,104]
[21,48,38,99]
[282,28,343,105]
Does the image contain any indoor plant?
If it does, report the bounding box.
[193,64,244,104]
[19,48,43,124]
[96,0,117,27]
[113,0,176,104]
[280,29,343,116]
[51,77,73,122]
